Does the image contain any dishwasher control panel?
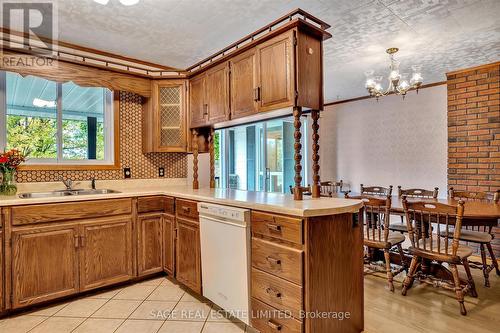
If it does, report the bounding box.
[198,202,250,223]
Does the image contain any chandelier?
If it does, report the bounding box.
[364,48,423,100]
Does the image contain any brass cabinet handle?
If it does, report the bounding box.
[74,235,79,248]
[80,235,85,247]
[254,87,261,101]
[203,104,208,116]
[267,320,282,331]
[267,223,282,232]
[266,287,282,298]
[266,256,281,266]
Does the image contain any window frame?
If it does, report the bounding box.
[0,71,120,170]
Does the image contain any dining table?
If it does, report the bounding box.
[335,192,500,286]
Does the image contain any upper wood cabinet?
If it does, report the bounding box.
[189,62,230,128]
[11,223,80,308]
[79,217,134,292]
[143,80,188,153]
[189,75,207,128]
[188,27,323,127]
[255,31,295,112]
[230,49,258,119]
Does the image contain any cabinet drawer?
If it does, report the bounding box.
[252,212,303,244]
[252,238,303,285]
[251,298,302,333]
[176,199,198,221]
[252,268,303,319]
[11,198,132,226]
[137,196,175,214]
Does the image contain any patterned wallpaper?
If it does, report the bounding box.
[16,91,187,183]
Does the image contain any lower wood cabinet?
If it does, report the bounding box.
[137,213,164,277]
[11,224,80,308]
[0,229,4,311]
[175,217,201,294]
[163,214,175,275]
[79,217,134,291]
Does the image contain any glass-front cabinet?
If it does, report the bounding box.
[143,80,188,153]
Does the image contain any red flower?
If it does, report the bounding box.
[0,156,8,164]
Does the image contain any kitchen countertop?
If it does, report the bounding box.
[0,180,363,217]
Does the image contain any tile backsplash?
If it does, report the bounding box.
[16,91,187,183]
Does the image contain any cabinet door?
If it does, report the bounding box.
[175,218,201,294]
[0,230,3,311]
[137,214,163,277]
[206,62,230,124]
[230,49,258,119]
[156,82,187,152]
[11,224,79,308]
[163,214,175,276]
[79,217,133,291]
[256,31,295,112]
[189,74,207,128]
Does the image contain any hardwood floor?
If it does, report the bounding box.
[364,258,500,333]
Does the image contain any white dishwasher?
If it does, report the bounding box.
[198,202,251,324]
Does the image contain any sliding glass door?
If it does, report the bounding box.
[215,116,307,194]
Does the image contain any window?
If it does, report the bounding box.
[0,71,115,165]
[215,116,309,194]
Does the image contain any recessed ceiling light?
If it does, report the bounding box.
[119,0,140,5]
[93,0,110,4]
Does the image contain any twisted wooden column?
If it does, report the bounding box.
[209,127,215,188]
[192,129,199,189]
[311,109,321,198]
[293,107,303,200]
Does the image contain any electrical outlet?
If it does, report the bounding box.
[159,167,165,177]
[124,167,131,179]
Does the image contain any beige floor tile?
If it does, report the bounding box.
[30,316,85,333]
[73,318,124,333]
[139,277,168,287]
[115,319,164,333]
[55,298,107,318]
[26,302,69,316]
[147,285,185,302]
[202,322,246,333]
[206,309,239,323]
[0,315,48,333]
[129,300,178,320]
[160,278,180,287]
[91,299,142,319]
[113,284,157,300]
[87,287,123,299]
[169,302,212,322]
[179,292,209,303]
[158,321,204,333]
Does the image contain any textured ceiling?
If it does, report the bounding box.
[44,1,500,101]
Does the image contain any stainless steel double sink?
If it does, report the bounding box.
[19,188,120,199]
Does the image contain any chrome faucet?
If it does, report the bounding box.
[61,178,74,191]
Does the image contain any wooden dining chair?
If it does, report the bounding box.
[444,188,500,287]
[350,194,406,292]
[401,197,477,315]
[389,186,439,233]
[319,180,343,197]
[360,184,393,196]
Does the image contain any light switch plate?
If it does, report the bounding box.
[159,167,165,177]
[124,167,131,179]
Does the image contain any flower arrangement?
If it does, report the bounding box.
[0,149,26,195]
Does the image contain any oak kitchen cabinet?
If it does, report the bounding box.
[136,196,175,277]
[230,48,258,119]
[79,217,134,291]
[189,62,230,128]
[11,223,80,308]
[0,226,4,311]
[175,199,202,294]
[143,80,188,153]
[187,27,323,128]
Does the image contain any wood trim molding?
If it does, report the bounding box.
[446,61,500,77]
[324,81,447,107]
[18,93,121,171]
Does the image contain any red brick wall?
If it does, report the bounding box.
[447,62,500,255]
